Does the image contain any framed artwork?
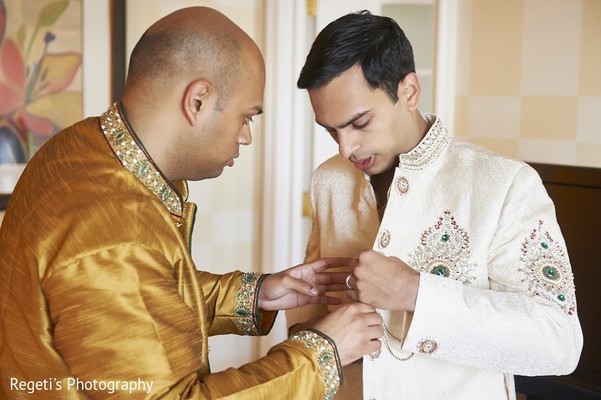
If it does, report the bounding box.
[0,0,125,210]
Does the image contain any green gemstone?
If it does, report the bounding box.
[541,241,549,249]
[139,164,149,174]
[161,190,171,201]
[557,293,566,301]
[441,234,450,242]
[542,266,560,280]
[235,309,250,317]
[431,265,450,277]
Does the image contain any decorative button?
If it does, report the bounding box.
[417,338,438,354]
[378,229,391,248]
[395,176,409,195]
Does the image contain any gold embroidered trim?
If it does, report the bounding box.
[399,114,450,171]
[290,330,341,400]
[234,272,262,335]
[100,103,183,216]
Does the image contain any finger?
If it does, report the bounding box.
[307,257,358,273]
[347,290,358,302]
[315,271,349,285]
[366,339,382,354]
[283,275,319,296]
[367,324,384,339]
[316,283,349,293]
[347,302,376,313]
[365,312,384,326]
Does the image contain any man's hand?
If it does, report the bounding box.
[258,257,354,311]
[310,302,383,366]
[345,250,420,312]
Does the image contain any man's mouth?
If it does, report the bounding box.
[352,155,375,171]
[227,154,239,167]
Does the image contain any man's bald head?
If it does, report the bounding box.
[124,7,257,110]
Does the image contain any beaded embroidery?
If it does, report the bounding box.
[417,338,438,354]
[378,229,391,248]
[100,103,183,216]
[234,272,262,335]
[409,210,476,285]
[519,221,576,315]
[291,330,341,400]
[395,176,409,195]
[399,115,450,171]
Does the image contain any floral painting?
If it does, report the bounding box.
[0,0,81,164]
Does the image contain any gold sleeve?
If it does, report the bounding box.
[173,331,342,400]
[40,246,338,399]
[199,270,277,336]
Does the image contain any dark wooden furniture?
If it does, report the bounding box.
[515,162,601,400]
[0,194,9,210]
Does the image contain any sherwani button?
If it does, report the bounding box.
[378,229,391,248]
[395,176,409,195]
[417,338,438,354]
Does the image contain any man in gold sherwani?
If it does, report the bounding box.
[0,7,384,400]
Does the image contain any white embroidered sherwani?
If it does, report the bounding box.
[287,114,583,399]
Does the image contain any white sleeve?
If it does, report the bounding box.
[403,165,583,375]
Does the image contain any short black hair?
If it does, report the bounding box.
[297,10,415,103]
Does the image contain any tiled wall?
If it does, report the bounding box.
[454,0,601,168]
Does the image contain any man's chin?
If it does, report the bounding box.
[190,169,224,181]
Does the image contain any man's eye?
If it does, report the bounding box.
[353,121,369,129]
[244,116,254,124]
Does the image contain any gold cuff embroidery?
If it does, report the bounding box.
[234,272,262,335]
[291,330,341,400]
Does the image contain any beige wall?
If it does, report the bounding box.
[453,0,601,168]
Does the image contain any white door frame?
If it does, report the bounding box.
[259,0,314,351]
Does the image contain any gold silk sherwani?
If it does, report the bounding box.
[287,114,583,400]
[0,103,341,400]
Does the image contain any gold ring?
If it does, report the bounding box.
[345,274,353,290]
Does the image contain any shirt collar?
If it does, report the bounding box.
[100,102,184,217]
[398,113,451,170]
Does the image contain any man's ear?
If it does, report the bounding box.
[398,72,421,111]
[183,79,211,125]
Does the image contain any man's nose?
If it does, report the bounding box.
[337,129,359,159]
[239,124,252,145]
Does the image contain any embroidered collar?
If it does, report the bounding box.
[398,114,451,170]
[100,102,183,217]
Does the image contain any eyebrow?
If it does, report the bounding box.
[315,110,371,130]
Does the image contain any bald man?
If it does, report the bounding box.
[0,7,383,400]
